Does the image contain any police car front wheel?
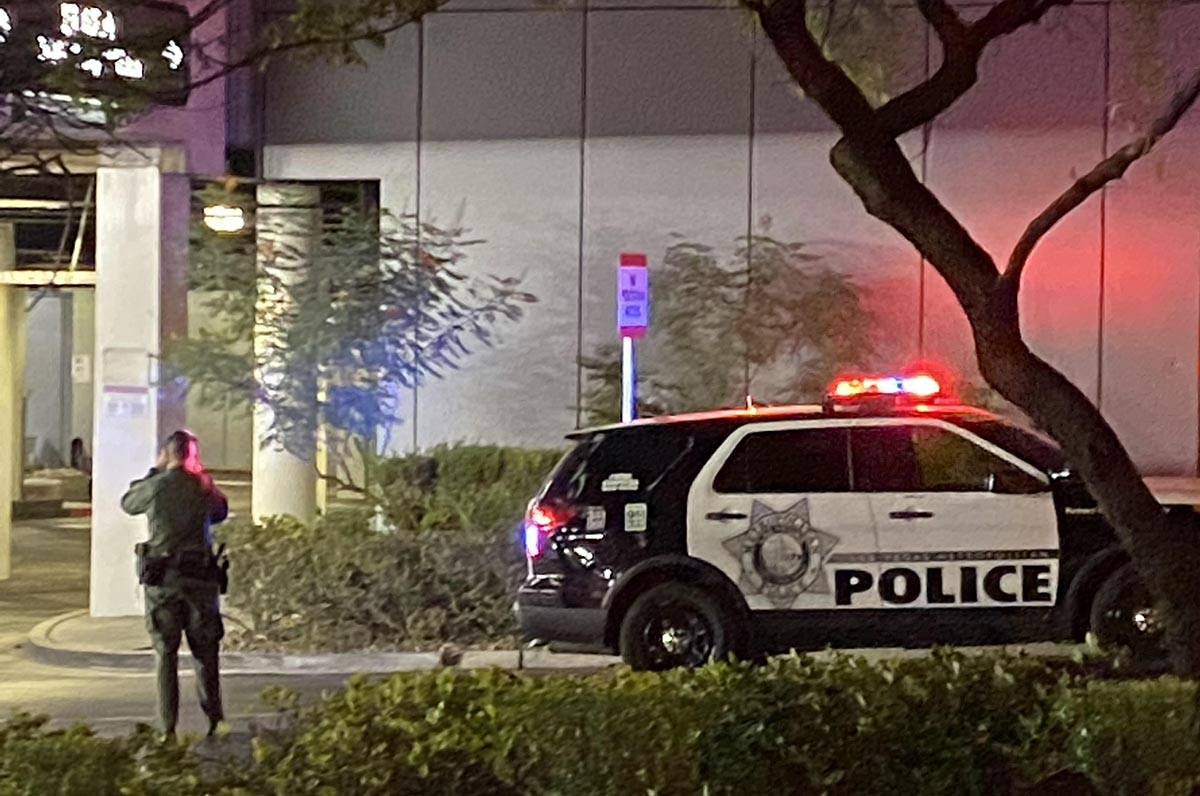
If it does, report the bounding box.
[619,582,737,671]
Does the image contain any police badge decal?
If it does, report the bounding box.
[722,499,839,608]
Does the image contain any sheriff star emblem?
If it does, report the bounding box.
[721,499,839,609]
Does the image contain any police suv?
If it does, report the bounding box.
[516,374,1188,670]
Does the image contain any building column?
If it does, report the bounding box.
[90,165,167,617]
[251,183,319,523]
[0,224,23,581]
[158,173,191,440]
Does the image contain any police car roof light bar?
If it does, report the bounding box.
[824,373,946,414]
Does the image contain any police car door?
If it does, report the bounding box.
[688,422,881,611]
[849,419,1057,612]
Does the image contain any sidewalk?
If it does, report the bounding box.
[27,610,621,675]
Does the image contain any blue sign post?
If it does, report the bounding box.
[618,253,649,423]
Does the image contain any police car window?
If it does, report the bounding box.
[853,425,1035,492]
[851,426,920,491]
[546,429,692,502]
[910,426,1030,492]
[714,428,850,494]
[949,418,1065,473]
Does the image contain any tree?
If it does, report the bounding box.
[169,183,535,491]
[581,226,874,425]
[743,0,1200,675]
[0,0,448,175]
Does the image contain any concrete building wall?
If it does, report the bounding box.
[262,0,1200,474]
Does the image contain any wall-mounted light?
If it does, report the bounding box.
[203,205,245,234]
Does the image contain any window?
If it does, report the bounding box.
[852,425,1040,493]
[851,426,920,491]
[714,428,850,494]
[948,418,1065,473]
[544,427,695,503]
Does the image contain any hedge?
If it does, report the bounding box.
[8,653,1197,795]
[372,444,563,539]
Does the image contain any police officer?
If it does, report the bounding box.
[121,430,229,740]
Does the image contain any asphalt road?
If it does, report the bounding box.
[0,517,357,738]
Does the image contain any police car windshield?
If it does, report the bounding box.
[948,417,1066,473]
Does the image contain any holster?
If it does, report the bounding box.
[134,543,231,594]
[134,542,169,587]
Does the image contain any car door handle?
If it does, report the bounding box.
[889,510,934,520]
[706,511,748,522]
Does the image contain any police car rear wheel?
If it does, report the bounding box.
[1089,563,1165,666]
[619,583,734,671]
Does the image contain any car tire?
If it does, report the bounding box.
[1089,562,1167,669]
[618,582,737,671]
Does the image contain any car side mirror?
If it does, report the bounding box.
[988,470,1048,495]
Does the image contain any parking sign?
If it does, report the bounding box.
[618,253,649,338]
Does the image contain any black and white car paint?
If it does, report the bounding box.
[516,400,1192,670]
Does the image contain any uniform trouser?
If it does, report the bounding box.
[145,581,225,734]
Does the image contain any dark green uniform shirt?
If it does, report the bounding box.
[121,468,228,557]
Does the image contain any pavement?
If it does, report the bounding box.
[26,608,619,674]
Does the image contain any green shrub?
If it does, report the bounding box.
[6,657,1200,795]
[1058,679,1200,795]
[372,444,563,539]
[0,715,131,796]
[0,714,247,795]
[249,652,1198,796]
[219,513,521,652]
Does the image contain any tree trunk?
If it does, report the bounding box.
[971,317,1200,676]
[827,135,1200,676]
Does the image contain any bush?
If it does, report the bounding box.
[249,652,1198,796]
[218,444,560,653]
[219,514,522,652]
[6,655,1199,795]
[372,444,562,539]
[0,714,248,795]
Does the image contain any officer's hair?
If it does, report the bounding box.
[164,430,205,476]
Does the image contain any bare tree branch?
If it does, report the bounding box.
[876,0,1072,137]
[969,0,1073,47]
[1004,66,1200,288]
[757,0,882,136]
[752,0,1000,313]
[916,0,968,45]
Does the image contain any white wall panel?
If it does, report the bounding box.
[417,12,583,448]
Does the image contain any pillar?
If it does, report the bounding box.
[251,183,319,523]
[90,166,166,616]
[0,224,23,581]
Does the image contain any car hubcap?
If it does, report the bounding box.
[643,602,713,668]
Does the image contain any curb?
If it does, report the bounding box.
[26,611,619,675]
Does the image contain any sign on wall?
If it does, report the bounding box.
[71,353,91,384]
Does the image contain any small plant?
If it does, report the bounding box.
[168,184,537,486]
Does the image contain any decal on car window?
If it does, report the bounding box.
[624,503,648,533]
[601,473,639,492]
[585,506,606,531]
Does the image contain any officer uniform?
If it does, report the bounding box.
[121,466,229,736]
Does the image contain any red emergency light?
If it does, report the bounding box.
[830,374,942,400]
[825,371,950,414]
[524,503,571,560]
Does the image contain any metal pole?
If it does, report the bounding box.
[621,335,637,423]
